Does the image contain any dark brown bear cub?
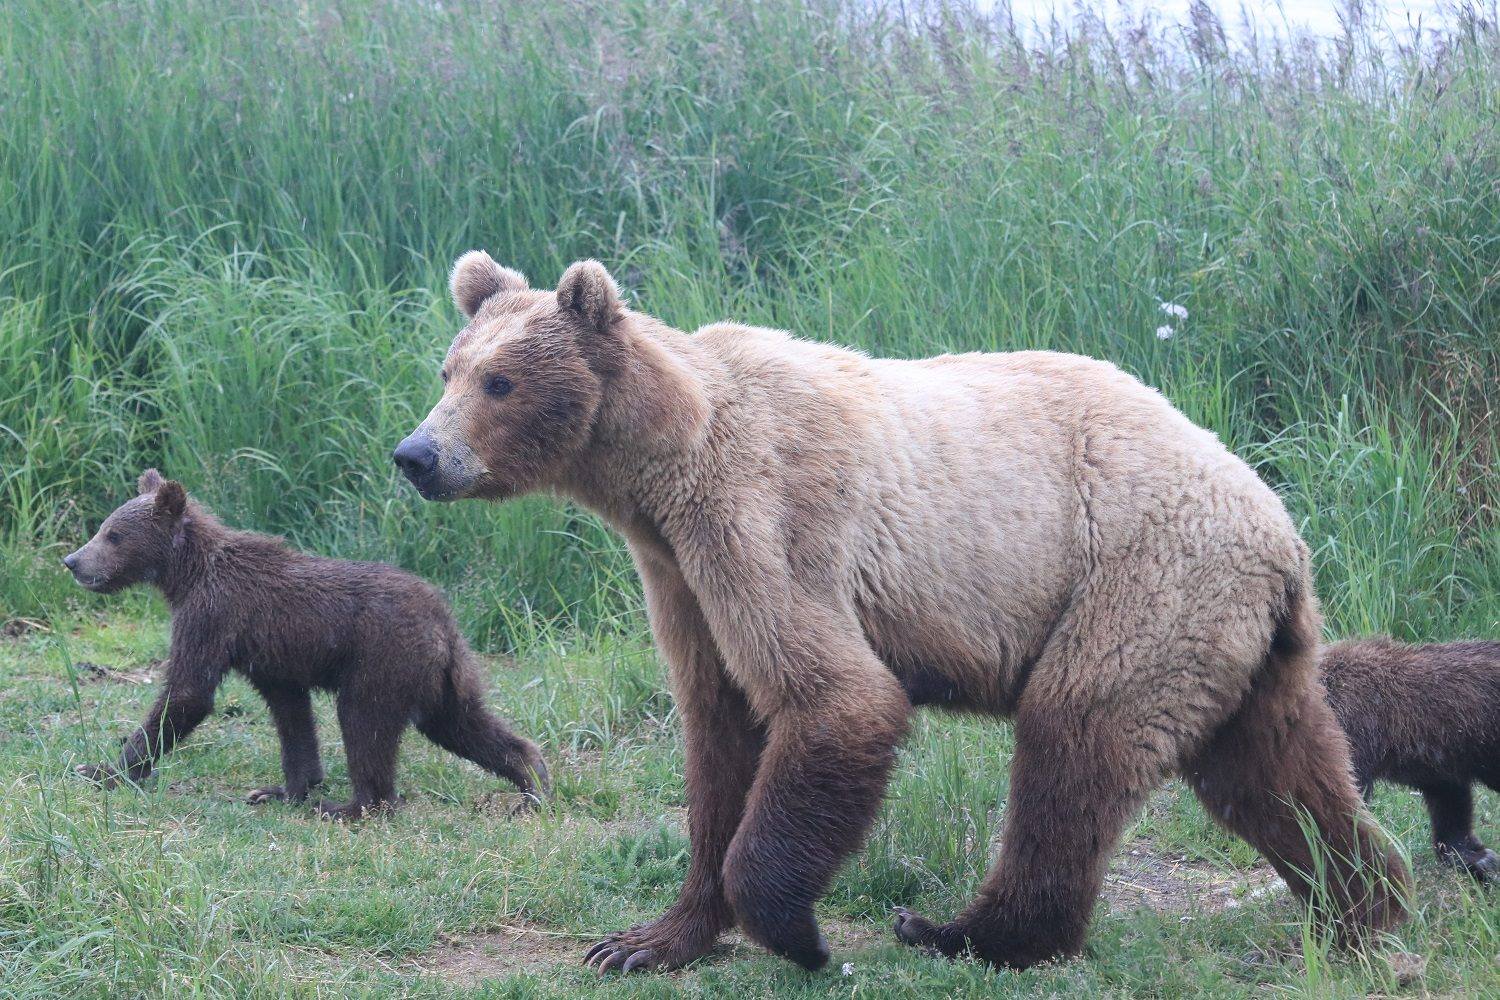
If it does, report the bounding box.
[62,470,548,819]
[1321,638,1499,880]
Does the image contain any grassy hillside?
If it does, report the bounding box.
[1,0,1497,996]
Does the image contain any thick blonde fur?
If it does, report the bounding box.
[399,257,1409,972]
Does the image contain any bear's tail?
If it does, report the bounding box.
[1186,577,1410,939]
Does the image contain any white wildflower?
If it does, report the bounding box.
[1159,300,1188,320]
[841,962,856,976]
[1155,325,1175,340]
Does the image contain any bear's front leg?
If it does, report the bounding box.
[587,556,764,973]
[720,689,909,969]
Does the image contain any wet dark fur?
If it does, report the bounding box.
[65,472,548,818]
[1321,638,1500,879]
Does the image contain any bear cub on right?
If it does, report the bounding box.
[1321,637,1499,880]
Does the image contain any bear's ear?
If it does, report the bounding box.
[449,250,528,319]
[138,468,165,495]
[556,260,622,335]
[154,481,187,519]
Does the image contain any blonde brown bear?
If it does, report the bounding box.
[394,253,1409,972]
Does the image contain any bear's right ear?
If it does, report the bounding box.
[450,250,528,319]
[556,259,622,336]
[154,481,187,519]
[138,468,165,495]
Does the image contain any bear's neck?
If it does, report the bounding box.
[560,316,716,530]
[155,510,224,605]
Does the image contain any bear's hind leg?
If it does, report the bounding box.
[1184,674,1410,936]
[893,696,1162,967]
[1420,781,1496,881]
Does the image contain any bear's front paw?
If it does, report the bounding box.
[892,907,965,958]
[583,913,719,973]
[247,786,288,805]
[74,763,123,789]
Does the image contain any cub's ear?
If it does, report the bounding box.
[556,260,622,335]
[449,250,528,319]
[137,468,165,494]
[155,481,187,519]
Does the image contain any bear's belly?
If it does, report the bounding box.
[856,595,1055,716]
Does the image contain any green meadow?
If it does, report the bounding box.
[2,1,1496,996]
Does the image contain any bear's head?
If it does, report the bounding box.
[393,252,624,501]
[62,470,189,593]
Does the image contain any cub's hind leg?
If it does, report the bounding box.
[416,672,550,806]
[1420,781,1496,881]
[316,679,407,821]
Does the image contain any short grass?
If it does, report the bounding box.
[1,606,1497,998]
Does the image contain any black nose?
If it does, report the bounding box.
[62,553,79,571]
[393,435,438,483]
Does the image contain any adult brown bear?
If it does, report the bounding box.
[394,252,1408,972]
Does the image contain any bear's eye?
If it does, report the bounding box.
[105,531,121,545]
[440,368,449,383]
[484,374,514,398]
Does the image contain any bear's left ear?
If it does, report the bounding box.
[556,260,622,336]
[154,481,187,519]
[138,468,165,495]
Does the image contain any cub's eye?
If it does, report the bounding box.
[484,374,514,398]
[105,531,121,545]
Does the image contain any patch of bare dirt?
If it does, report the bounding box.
[2,617,49,639]
[418,920,594,985]
[1103,843,1285,916]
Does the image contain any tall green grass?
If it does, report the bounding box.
[2,0,1496,646]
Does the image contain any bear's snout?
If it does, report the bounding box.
[62,551,80,572]
[393,434,439,489]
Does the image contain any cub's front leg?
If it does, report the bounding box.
[77,647,225,787]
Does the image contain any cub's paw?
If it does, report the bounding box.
[1437,840,1499,882]
[247,786,288,805]
[892,907,964,958]
[583,916,718,973]
[313,797,402,822]
[1466,847,1498,882]
[74,763,123,789]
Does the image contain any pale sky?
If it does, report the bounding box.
[995,1,1458,43]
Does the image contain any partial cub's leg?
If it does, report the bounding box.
[246,679,324,804]
[77,644,226,787]
[316,680,407,821]
[893,690,1165,967]
[1421,781,1496,881]
[587,555,766,973]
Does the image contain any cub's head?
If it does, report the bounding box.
[393,252,625,501]
[62,470,188,593]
